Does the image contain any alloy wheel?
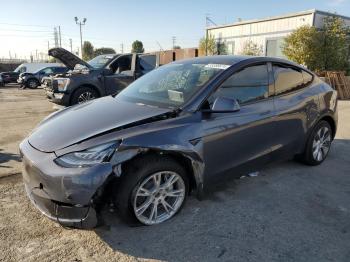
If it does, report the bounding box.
[312,126,331,162]
[133,171,186,225]
[78,91,95,103]
[28,80,38,88]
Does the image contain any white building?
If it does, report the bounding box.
[207,9,350,58]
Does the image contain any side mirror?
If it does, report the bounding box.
[204,97,240,113]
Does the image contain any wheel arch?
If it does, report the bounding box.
[116,148,204,198]
[70,84,101,105]
[319,115,336,139]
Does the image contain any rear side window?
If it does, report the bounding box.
[210,64,269,104]
[273,65,304,95]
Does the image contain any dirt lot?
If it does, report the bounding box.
[1,84,350,262]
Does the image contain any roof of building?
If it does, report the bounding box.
[207,9,350,30]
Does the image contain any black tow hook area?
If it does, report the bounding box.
[53,202,98,229]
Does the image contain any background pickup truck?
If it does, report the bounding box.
[43,48,158,106]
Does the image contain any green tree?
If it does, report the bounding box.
[322,16,350,71]
[131,40,144,53]
[173,45,181,49]
[241,40,263,56]
[282,26,325,71]
[94,47,116,56]
[282,16,350,72]
[82,41,94,61]
[199,34,216,55]
[217,40,228,55]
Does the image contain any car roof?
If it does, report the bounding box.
[173,55,304,69]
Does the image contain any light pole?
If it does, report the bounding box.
[75,17,87,58]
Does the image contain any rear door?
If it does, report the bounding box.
[201,63,277,183]
[271,64,319,160]
[104,54,136,95]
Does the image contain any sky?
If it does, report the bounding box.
[0,0,349,59]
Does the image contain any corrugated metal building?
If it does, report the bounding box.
[207,9,350,58]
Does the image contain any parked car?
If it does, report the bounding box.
[0,74,4,87]
[20,55,337,228]
[17,66,68,88]
[0,63,63,84]
[43,48,158,106]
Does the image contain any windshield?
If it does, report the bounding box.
[14,65,26,73]
[88,54,115,68]
[118,62,229,108]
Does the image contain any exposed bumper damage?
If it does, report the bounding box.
[20,137,205,229]
[20,139,113,228]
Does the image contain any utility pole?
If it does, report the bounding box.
[54,27,59,48]
[47,41,50,51]
[172,36,176,49]
[205,14,217,56]
[75,17,87,58]
[120,43,124,54]
[58,26,62,47]
[69,38,73,52]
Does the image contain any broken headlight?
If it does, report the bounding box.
[56,78,70,92]
[55,142,119,168]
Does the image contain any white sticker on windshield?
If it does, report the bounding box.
[168,90,184,103]
[205,64,230,70]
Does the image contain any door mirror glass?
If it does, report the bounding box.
[207,96,240,113]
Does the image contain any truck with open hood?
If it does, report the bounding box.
[43,48,158,106]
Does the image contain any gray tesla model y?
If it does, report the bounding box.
[20,55,337,228]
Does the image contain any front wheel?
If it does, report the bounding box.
[26,79,39,88]
[114,156,189,226]
[70,86,98,105]
[301,120,333,165]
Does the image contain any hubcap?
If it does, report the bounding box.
[312,126,331,162]
[133,171,186,225]
[78,91,95,103]
[29,81,37,88]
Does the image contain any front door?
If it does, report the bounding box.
[200,63,276,183]
[104,54,135,95]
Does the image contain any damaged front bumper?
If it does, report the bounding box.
[19,139,113,228]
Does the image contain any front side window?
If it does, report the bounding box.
[209,64,269,105]
[41,68,54,75]
[118,63,228,108]
[273,65,304,95]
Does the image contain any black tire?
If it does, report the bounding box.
[114,155,189,226]
[301,120,332,166]
[26,78,39,89]
[70,86,99,105]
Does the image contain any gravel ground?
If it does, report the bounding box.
[0,84,350,262]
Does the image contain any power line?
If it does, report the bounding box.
[0,22,52,28]
[0,28,52,32]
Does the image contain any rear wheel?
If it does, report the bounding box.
[301,120,332,165]
[26,79,39,88]
[71,86,98,105]
[114,155,189,226]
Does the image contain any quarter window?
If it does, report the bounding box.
[210,64,269,105]
[273,65,304,95]
[302,70,313,85]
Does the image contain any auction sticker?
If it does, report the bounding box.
[205,64,230,70]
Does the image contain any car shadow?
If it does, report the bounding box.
[0,149,21,168]
[94,139,350,261]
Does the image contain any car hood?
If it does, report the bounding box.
[48,48,92,70]
[28,96,172,152]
